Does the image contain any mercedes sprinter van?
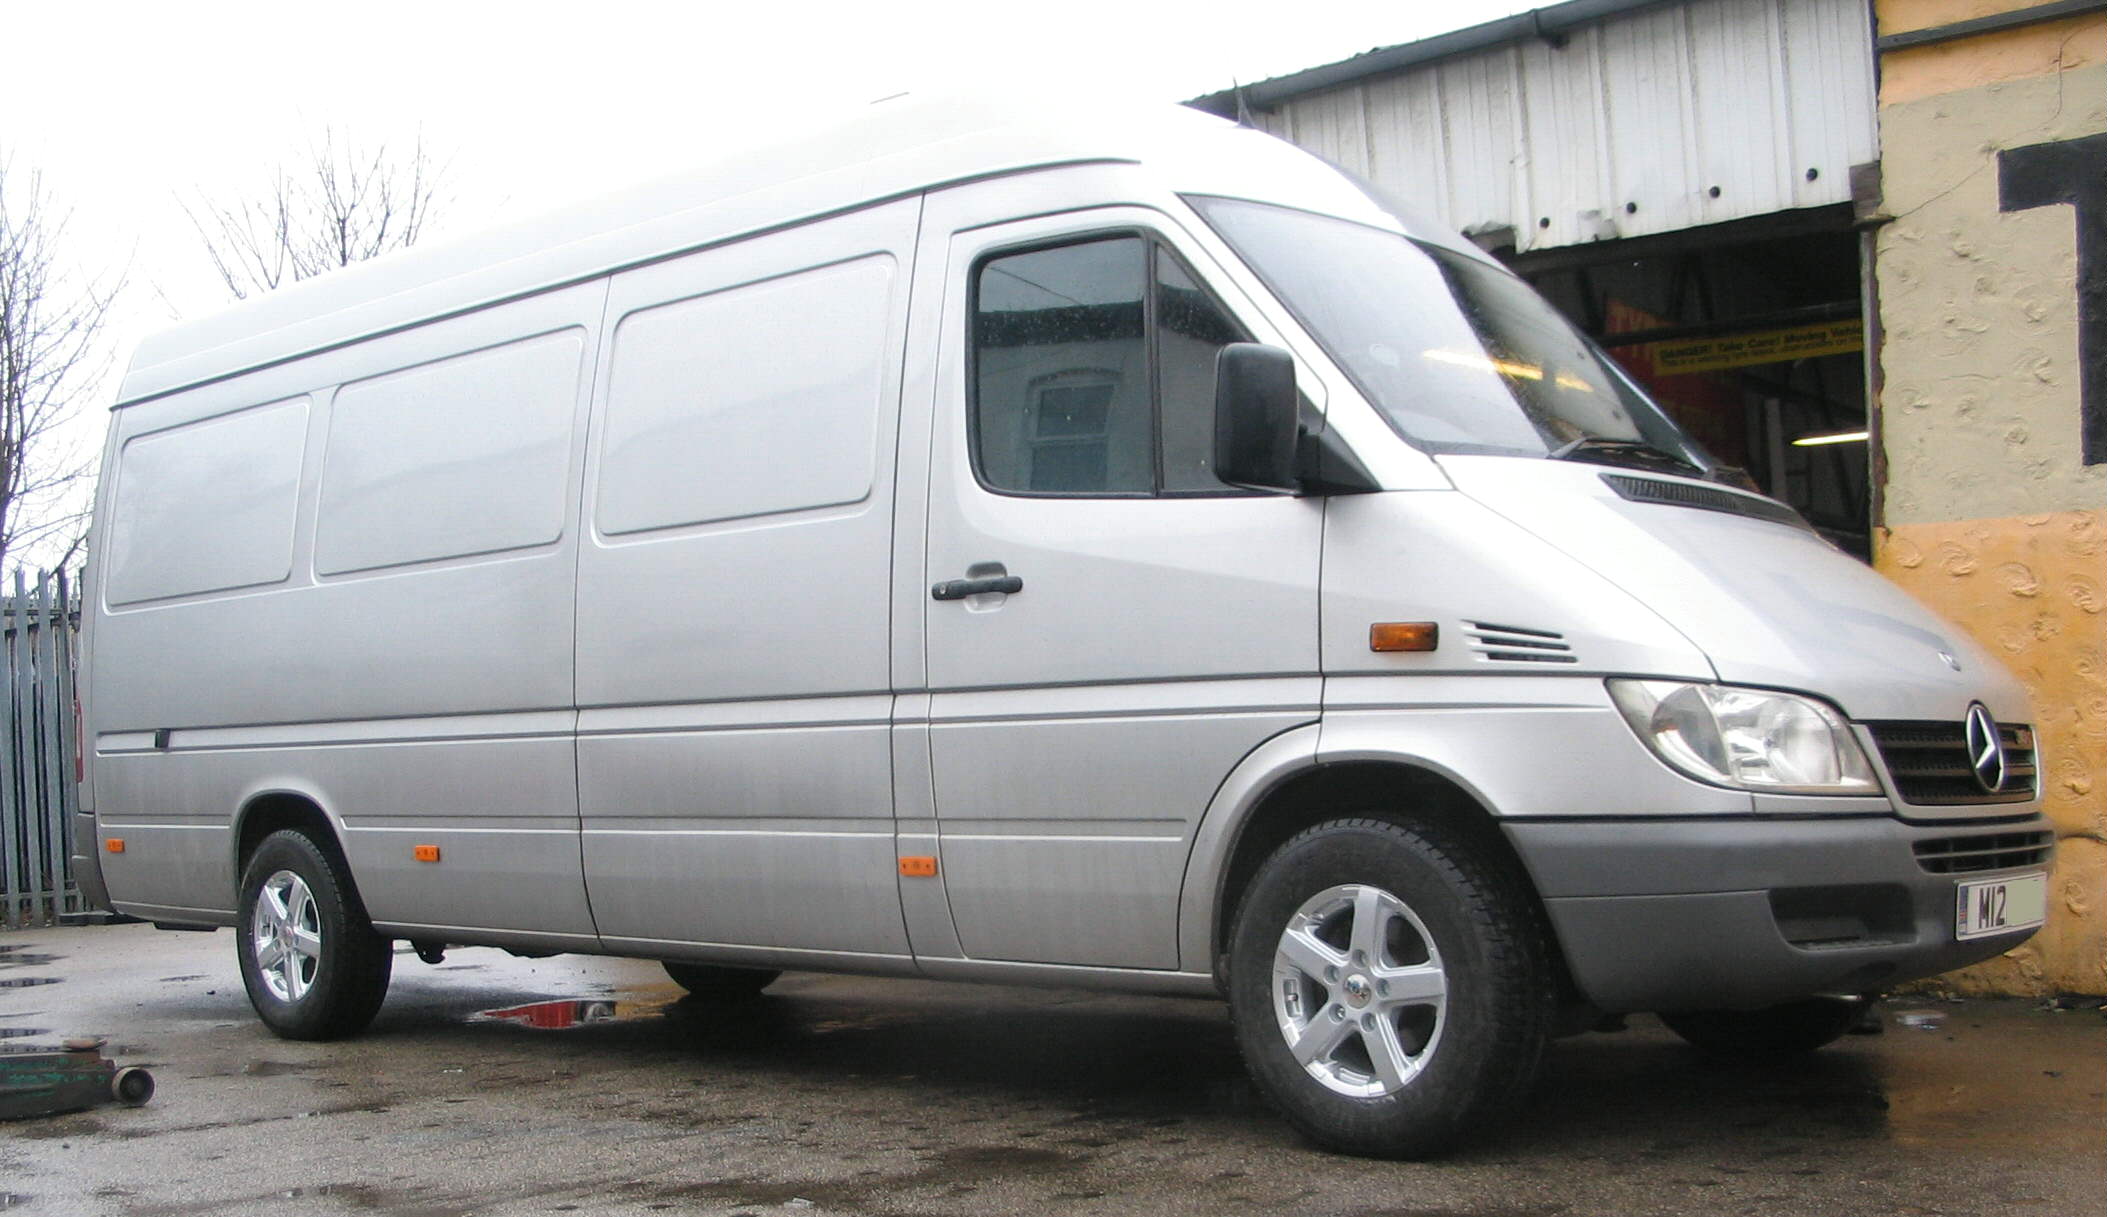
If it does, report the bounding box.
[75,97,2052,1156]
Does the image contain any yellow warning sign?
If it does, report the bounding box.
[1650,319,1863,376]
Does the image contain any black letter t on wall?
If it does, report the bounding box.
[1998,132,2107,466]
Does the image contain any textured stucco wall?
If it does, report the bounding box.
[1876,64,2106,526]
[1875,2,2106,995]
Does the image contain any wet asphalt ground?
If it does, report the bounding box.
[2,923,2102,1216]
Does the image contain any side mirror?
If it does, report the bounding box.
[1214,343,1300,493]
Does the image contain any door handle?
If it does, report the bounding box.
[932,575,1023,601]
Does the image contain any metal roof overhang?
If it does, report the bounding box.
[1186,0,1684,116]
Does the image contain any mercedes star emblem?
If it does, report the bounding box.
[1964,703,2006,794]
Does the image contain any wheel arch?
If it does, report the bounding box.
[1182,741,1565,997]
[232,787,353,888]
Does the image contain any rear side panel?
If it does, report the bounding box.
[88,282,604,936]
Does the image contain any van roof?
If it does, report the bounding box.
[118,95,1287,406]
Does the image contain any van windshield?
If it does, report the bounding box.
[1190,196,1711,476]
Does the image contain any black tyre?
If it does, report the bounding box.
[663,961,781,998]
[1227,817,1553,1158]
[236,829,393,1040]
[1659,997,1865,1054]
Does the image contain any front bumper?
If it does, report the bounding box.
[1504,813,2053,1013]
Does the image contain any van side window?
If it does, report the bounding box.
[1154,253,1243,492]
[972,235,1245,497]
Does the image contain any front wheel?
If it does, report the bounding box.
[1227,817,1553,1158]
[236,829,393,1040]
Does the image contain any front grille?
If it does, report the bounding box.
[1864,720,2037,805]
[1913,831,2054,874]
[1465,622,1577,664]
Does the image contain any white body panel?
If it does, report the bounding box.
[572,199,921,960]
[91,281,603,938]
[915,191,1324,969]
[1436,456,2031,723]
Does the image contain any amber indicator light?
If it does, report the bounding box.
[104,838,125,854]
[898,855,938,877]
[413,844,442,863]
[1369,622,1439,652]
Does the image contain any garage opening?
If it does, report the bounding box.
[1496,206,1872,558]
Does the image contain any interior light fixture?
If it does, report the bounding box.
[1792,429,1869,447]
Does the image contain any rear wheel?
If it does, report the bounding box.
[236,829,393,1040]
[663,961,780,998]
[1659,997,1865,1054]
[1227,817,1552,1158]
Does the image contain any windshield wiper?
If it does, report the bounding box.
[1547,436,1707,479]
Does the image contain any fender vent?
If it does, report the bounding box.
[1601,473,1809,529]
[1466,622,1577,664]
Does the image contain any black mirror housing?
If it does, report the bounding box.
[1214,343,1300,493]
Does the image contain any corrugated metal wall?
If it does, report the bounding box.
[1252,0,1876,251]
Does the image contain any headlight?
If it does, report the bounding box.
[1607,680,1880,795]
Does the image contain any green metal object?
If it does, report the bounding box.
[0,1038,153,1120]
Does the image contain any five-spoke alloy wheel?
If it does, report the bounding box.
[252,869,324,1004]
[1272,883,1449,1098]
[1229,817,1552,1158]
[236,829,393,1040]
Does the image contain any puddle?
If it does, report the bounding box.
[158,975,206,983]
[0,1029,53,1041]
[1894,1012,1946,1031]
[0,1195,30,1210]
[0,978,61,989]
[242,1060,311,1077]
[0,951,59,968]
[476,1000,619,1030]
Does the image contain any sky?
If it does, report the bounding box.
[0,0,1533,569]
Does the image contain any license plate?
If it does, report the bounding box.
[1955,872,2048,940]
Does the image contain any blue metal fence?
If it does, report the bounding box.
[1,570,82,930]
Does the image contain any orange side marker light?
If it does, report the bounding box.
[413,844,442,863]
[1369,622,1439,653]
[105,838,125,854]
[898,855,938,878]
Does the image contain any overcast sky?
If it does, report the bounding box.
[1,0,1531,568]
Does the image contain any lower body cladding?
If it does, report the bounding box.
[1506,813,2055,1012]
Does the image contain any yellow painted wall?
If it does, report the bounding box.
[1877,1,2107,994]
[1878,513,2107,993]
[1877,6,2105,106]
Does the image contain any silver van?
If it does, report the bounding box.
[74,97,2052,1157]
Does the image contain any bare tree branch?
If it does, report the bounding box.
[186,127,447,302]
[0,155,119,573]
